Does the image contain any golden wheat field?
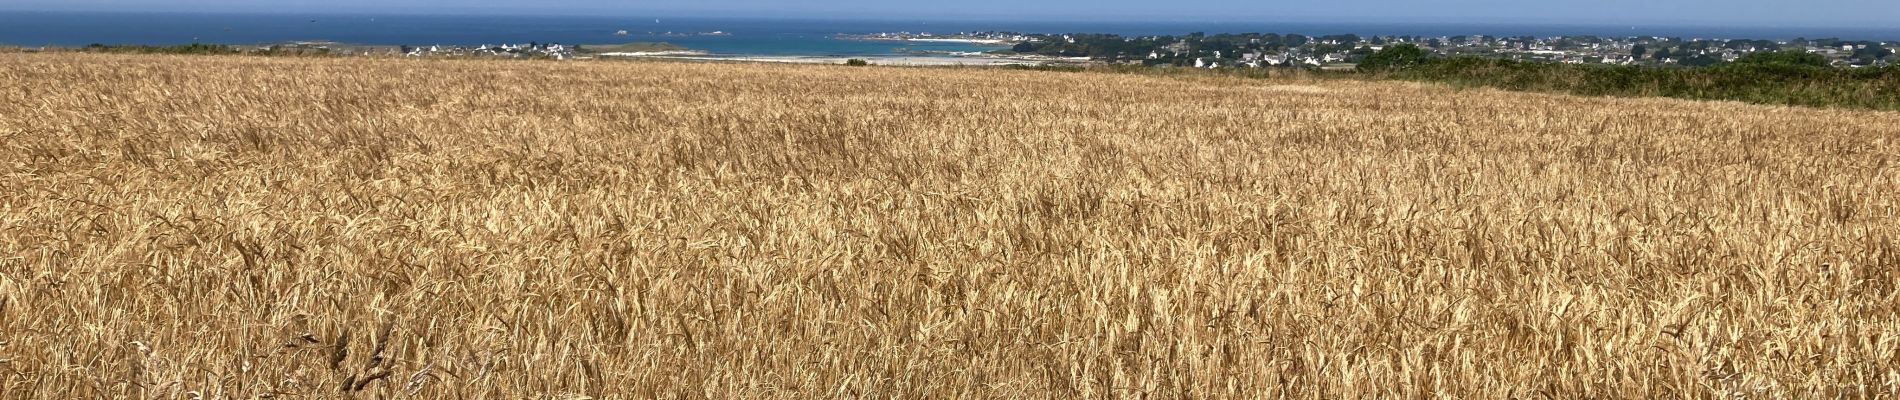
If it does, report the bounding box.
[1,53,1899,398]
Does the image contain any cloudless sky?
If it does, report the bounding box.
[6,0,1897,27]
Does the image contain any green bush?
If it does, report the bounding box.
[1733,50,1830,67]
[1357,44,1428,72]
[81,43,236,55]
[844,59,870,66]
[1001,64,1091,73]
[1387,57,1900,110]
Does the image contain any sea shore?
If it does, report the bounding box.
[601,54,1068,66]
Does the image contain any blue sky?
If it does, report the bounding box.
[6,0,1897,26]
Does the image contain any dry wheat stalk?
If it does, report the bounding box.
[0,53,1895,398]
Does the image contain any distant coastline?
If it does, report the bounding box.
[4,11,1899,48]
[4,11,1896,69]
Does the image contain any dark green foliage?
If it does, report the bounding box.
[998,63,1276,79]
[1357,44,1429,72]
[1001,64,1089,73]
[75,43,339,57]
[255,45,335,57]
[1680,55,1724,67]
[575,42,685,54]
[82,43,236,55]
[999,32,1346,62]
[1388,57,1900,110]
[1733,50,1829,67]
[1852,45,1893,65]
[844,58,870,66]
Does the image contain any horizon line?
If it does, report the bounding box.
[2,8,1897,32]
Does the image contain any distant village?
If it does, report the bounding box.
[226,41,583,59]
[232,31,730,59]
[398,42,576,59]
[865,31,1899,69]
[48,30,1894,69]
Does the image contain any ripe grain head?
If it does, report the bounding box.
[0,53,1897,398]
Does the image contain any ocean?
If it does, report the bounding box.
[3,11,1897,56]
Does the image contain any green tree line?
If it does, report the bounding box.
[1369,48,1900,110]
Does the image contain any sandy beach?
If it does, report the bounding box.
[611,54,1060,66]
[596,50,709,57]
[905,38,1011,44]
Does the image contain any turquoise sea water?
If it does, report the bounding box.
[3,11,1896,56]
[0,12,1007,56]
